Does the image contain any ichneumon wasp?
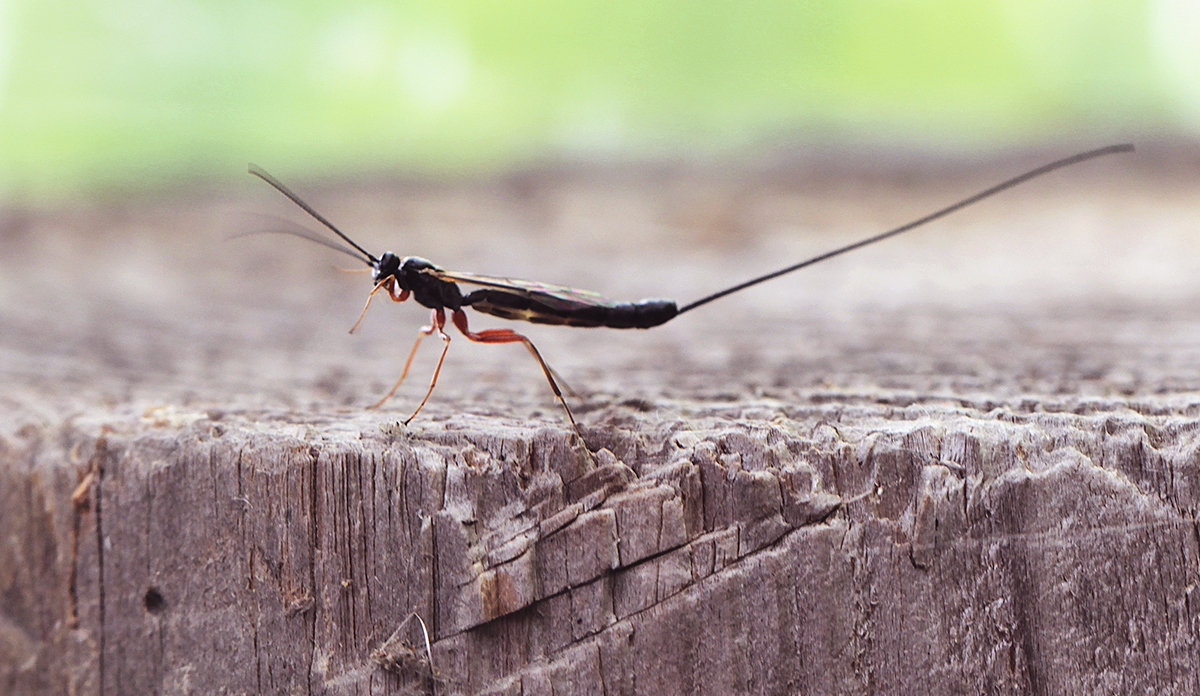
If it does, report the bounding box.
[249,143,1132,435]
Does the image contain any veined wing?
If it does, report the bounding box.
[424,268,623,311]
[422,267,679,329]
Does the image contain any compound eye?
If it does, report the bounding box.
[374,252,401,279]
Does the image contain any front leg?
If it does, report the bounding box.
[350,278,410,334]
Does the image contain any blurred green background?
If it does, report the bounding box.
[1,0,1197,199]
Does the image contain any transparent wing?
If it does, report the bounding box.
[424,268,623,311]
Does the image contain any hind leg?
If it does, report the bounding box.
[449,309,580,435]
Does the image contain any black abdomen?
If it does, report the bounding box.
[463,289,677,329]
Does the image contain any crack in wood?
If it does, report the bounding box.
[11,395,1200,694]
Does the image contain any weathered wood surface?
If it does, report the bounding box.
[3,146,1200,694]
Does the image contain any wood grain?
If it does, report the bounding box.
[3,146,1200,694]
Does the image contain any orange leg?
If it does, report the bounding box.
[349,279,410,334]
[450,309,580,435]
[400,309,454,424]
[369,308,445,411]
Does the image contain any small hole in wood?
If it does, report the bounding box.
[144,587,166,614]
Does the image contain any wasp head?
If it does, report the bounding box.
[373,252,402,285]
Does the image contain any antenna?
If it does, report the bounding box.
[248,164,379,265]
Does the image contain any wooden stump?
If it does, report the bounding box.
[3,147,1200,694]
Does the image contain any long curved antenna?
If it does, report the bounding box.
[676,143,1134,315]
[231,216,373,265]
[248,164,379,264]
